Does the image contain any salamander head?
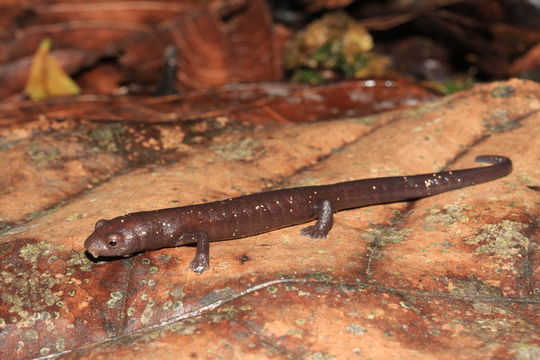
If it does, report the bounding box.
[84,216,142,258]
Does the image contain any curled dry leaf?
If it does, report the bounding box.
[170,0,282,90]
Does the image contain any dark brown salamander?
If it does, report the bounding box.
[85,155,512,274]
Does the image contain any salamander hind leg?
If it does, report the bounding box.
[301,200,334,239]
[182,231,210,274]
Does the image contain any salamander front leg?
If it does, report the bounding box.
[301,200,334,239]
[182,231,211,274]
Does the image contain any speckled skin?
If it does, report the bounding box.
[85,155,512,273]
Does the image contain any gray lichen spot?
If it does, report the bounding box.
[0,293,23,318]
[474,317,516,333]
[347,323,367,336]
[89,124,124,152]
[161,300,173,311]
[423,203,470,230]
[1,271,14,284]
[29,311,51,323]
[140,302,154,324]
[173,324,196,335]
[208,306,238,323]
[106,291,124,309]
[491,85,515,98]
[169,285,184,300]
[2,293,28,319]
[487,119,521,134]
[491,108,509,120]
[16,341,24,351]
[141,258,151,265]
[24,329,39,340]
[173,301,185,311]
[513,343,540,360]
[127,307,136,316]
[307,272,333,282]
[159,254,171,262]
[66,252,93,272]
[19,242,55,262]
[66,212,87,222]
[305,352,336,360]
[362,225,411,246]
[27,144,59,168]
[56,338,65,352]
[149,266,159,274]
[465,220,529,259]
[283,283,298,291]
[449,277,503,299]
[472,302,495,314]
[266,286,279,296]
[213,138,265,162]
[39,347,51,356]
[2,270,61,319]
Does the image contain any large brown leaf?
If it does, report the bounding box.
[0,79,538,359]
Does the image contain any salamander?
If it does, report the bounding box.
[84,155,512,274]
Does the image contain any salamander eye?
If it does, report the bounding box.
[106,233,122,247]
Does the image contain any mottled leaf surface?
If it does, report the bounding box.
[0,79,539,359]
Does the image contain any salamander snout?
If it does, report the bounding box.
[85,230,133,257]
[84,230,119,258]
[84,235,107,258]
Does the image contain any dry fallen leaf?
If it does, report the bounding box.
[24,38,81,100]
[0,79,539,359]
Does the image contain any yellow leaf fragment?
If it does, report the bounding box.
[24,38,81,100]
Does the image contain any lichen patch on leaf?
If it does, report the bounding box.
[422,203,471,231]
[362,224,411,246]
[213,138,265,162]
[19,242,55,262]
[465,220,529,259]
